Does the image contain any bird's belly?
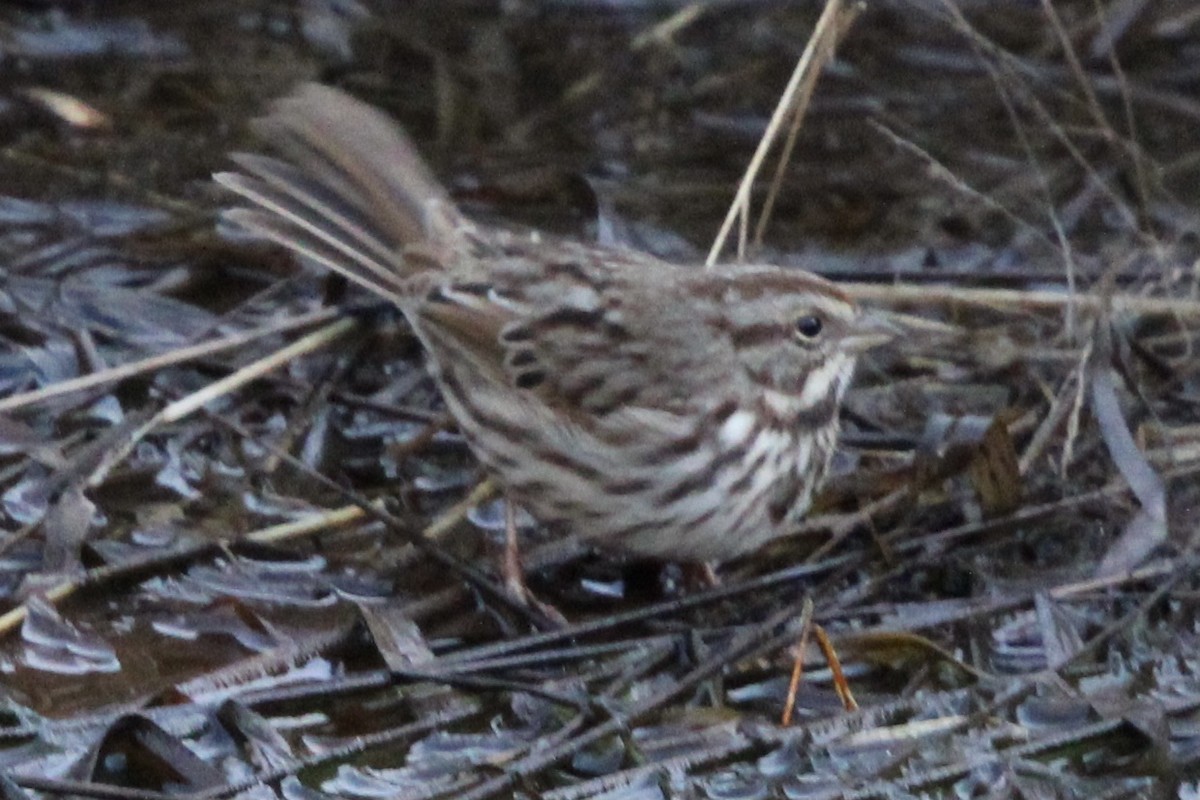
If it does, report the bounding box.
[436,375,836,562]
[508,421,833,563]
[584,426,827,561]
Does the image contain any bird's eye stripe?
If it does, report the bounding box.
[728,323,787,348]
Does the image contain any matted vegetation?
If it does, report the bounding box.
[0,1,1197,797]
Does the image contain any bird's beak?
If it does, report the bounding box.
[842,310,899,353]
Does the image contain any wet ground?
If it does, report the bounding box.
[0,1,1199,798]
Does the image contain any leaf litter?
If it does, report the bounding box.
[0,1,1197,798]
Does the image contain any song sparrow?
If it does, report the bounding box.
[216,84,891,563]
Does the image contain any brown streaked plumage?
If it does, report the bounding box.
[216,84,891,562]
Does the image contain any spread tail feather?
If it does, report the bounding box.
[215,83,464,305]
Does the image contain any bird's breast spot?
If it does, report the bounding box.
[793,436,813,472]
[718,409,757,447]
[746,429,790,463]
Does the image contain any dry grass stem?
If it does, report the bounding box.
[706,0,859,266]
[0,308,339,414]
[845,283,1200,319]
[84,317,359,487]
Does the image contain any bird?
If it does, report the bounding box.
[215,83,892,594]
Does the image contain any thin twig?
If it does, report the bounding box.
[84,317,359,487]
[752,2,863,251]
[0,308,339,414]
[844,283,1200,318]
[706,0,857,266]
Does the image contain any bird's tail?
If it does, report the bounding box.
[215,83,466,305]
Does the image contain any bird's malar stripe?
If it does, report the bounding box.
[794,395,839,428]
[797,355,849,409]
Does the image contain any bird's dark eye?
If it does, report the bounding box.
[794,315,823,339]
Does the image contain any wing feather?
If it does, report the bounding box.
[218,83,720,434]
